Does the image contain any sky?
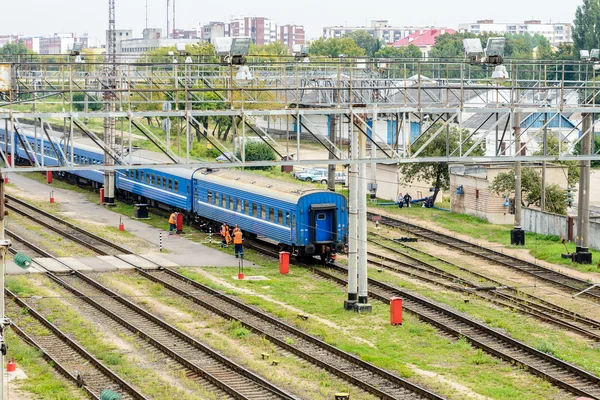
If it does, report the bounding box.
[4,0,582,45]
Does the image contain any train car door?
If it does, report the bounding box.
[314,209,333,243]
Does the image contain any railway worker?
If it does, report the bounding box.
[233,228,244,258]
[233,224,241,235]
[168,212,177,235]
[397,192,404,208]
[220,223,231,248]
[404,192,412,208]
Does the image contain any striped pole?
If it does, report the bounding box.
[159,232,163,252]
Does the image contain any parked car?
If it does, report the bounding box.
[215,152,234,162]
[295,168,328,183]
[295,169,347,185]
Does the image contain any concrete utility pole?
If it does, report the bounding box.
[541,111,547,212]
[328,115,336,192]
[369,111,377,199]
[511,111,525,245]
[103,0,117,205]
[575,113,593,264]
[356,118,371,313]
[345,115,358,310]
[0,173,6,400]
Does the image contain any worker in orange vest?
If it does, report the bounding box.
[220,222,232,248]
[168,212,177,235]
[233,228,244,258]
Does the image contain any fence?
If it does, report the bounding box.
[522,208,600,251]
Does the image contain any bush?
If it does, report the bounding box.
[235,141,276,170]
[72,92,103,112]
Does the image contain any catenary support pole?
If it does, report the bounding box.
[370,110,377,199]
[328,114,336,192]
[511,111,525,245]
[575,113,593,264]
[345,113,358,310]
[355,116,372,313]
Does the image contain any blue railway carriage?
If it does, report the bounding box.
[0,126,105,186]
[193,169,348,257]
[115,153,194,213]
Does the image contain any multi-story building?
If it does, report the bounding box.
[278,25,305,50]
[201,22,230,43]
[39,33,76,54]
[458,20,572,45]
[173,28,199,40]
[322,20,445,43]
[0,34,21,47]
[230,16,277,45]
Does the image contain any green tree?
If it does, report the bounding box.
[235,141,276,170]
[250,42,289,58]
[398,123,484,202]
[490,167,567,214]
[374,45,421,59]
[573,0,600,55]
[574,132,600,168]
[308,38,366,57]
[344,31,382,58]
[533,132,580,186]
[0,41,31,55]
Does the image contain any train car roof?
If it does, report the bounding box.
[196,168,334,203]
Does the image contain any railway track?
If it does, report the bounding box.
[6,194,131,256]
[245,239,600,399]
[4,198,297,398]
[6,289,147,400]
[368,212,600,302]
[136,266,443,400]
[23,263,295,400]
[368,238,600,341]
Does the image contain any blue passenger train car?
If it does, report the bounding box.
[1,125,348,258]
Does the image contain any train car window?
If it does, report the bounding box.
[243,200,248,214]
[162,177,167,188]
[207,190,212,203]
[317,213,326,220]
[146,174,150,184]
[214,192,218,205]
[186,184,190,194]
[222,194,226,207]
[269,208,274,222]
[285,212,290,227]
[174,180,179,192]
[261,205,266,220]
[151,174,155,185]
[292,214,296,229]
[252,202,257,216]
[168,178,173,189]
[237,198,242,212]
[229,196,233,210]
[278,210,283,225]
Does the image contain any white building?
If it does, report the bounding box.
[322,20,446,43]
[116,28,198,62]
[458,20,572,45]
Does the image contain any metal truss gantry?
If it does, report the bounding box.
[0,57,599,172]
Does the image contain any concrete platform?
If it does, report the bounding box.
[33,258,71,273]
[5,173,242,270]
[97,255,137,271]
[141,253,179,267]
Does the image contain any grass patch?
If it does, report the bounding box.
[5,331,88,400]
[371,204,600,272]
[178,265,568,399]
